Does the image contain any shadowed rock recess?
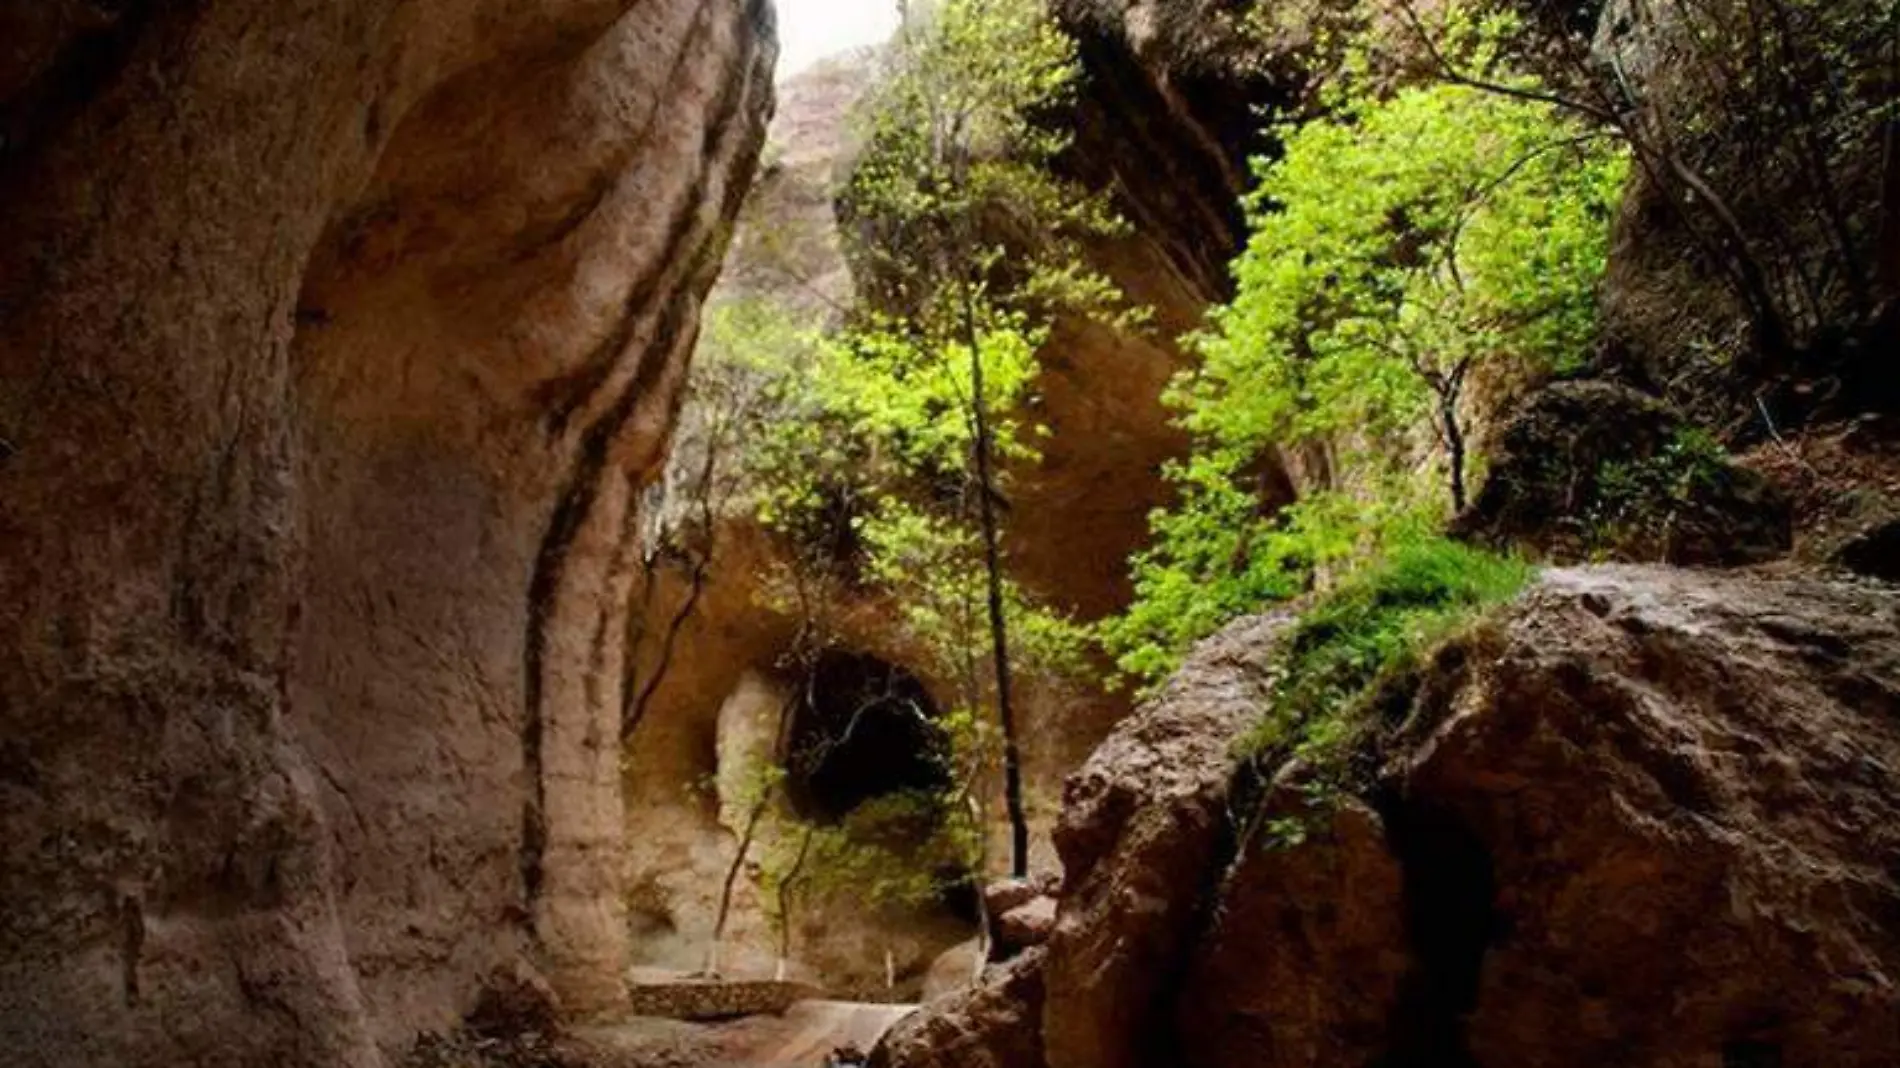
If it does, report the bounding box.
[878,567,1900,1068]
[0,2,774,1065]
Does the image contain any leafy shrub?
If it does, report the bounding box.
[1586,427,1733,553]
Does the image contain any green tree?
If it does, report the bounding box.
[1395,0,1899,376]
[1108,43,1626,684]
[836,0,1132,876]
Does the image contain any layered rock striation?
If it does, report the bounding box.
[0,1,774,1064]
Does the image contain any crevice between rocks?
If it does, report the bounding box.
[1373,790,1496,1068]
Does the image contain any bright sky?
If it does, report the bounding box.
[775,0,901,79]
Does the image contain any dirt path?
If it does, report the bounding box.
[727,1000,917,1067]
[562,999,916,1067]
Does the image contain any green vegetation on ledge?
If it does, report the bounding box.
[1239,537,1532,773]
[1105,7,1628,686]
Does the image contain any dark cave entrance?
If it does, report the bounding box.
[783,651,953,823]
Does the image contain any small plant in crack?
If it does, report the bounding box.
[1585,426,1735,558]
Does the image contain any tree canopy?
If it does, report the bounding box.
[1105,25,1628,684]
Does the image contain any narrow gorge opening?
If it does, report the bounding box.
[10,0,1890,1061]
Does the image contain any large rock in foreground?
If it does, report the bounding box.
[0,2,773,1065]
[879,566,1900,1067]
[1041,610,1295,1068]
[1405,566,1900,1066]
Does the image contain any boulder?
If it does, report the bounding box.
[993,896,1058,959]
[933,565,1900,1067]
[1457,381,1791,565]
[1175,792,1410,1068]
[920,939,983,1003]
[1394,566,1900,1066]
[983,877,1050,919]
[1043,610,1298,1068]
[1186,567,1900,1066]
[871,949,1048,1068]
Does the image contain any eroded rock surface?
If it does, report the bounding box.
[0,1,774,1064]
[1043,611,1296,1068]
[1403,567,1900,1066]
[871,949,1048,1068]
[881,566,1900,1068]
[1175,794,1409,1068]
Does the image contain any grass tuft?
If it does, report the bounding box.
[1240,537,1534,774]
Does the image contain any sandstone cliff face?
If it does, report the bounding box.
[0,2,773,1064]
[880,565,1900,1067]
[1015,0,1294,617]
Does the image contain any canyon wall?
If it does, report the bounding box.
[0,2,773,1064]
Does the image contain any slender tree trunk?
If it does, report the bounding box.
[775,823,816,981]
[706,795,769,977]
[1444,405,1467,514]
[959,274,1030,879]
[1442,363,1471,514]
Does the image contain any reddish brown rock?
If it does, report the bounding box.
[1180,567,1900,1067]
[1175,791,1410,1068]
[0,1,774,1065]
[872,949,1048,1068]
[1043,610,1297,1068]
[994,896,1058,959]
[896,565,1900,1068]
[1396,566,1900,1066]
[984,876,1056,919]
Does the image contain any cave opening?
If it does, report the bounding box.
[783,651,953,823]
